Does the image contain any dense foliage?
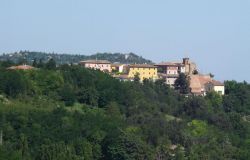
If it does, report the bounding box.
[0,61,249,160]
[0,51,152,65]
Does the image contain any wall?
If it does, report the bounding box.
[166,77,177,86]
[85,63,111,72]
[128,67,158,81]
[214,86,225,95]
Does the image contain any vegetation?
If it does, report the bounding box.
[0,61,249,159]
[0,51,152,65]
[174,73,190,94]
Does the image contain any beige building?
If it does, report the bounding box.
[189,75,224,95]
[204,81,225,95]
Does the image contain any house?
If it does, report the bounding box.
[204,80,225,95]
[7,64,34,70]
[128,64,158,81]
[155,62,185,75]
[79,60,111,72]
[155,62,184,86]
[189,75,224,95]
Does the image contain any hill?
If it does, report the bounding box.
[0,51,152,64]
[0,62,250,159]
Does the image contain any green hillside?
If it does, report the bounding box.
[0,61,249,159]
[0,51,152,65]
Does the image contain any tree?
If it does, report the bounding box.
[107,131,154,160]
[37,59,44,68]
[174,73,190,94]
[134,72,140,83]
[46,58,56,70]
[32,58,38,67]
[59,84,76,106]
[209,73,214,78]
[2,71,29,97]
[193,69,199,75]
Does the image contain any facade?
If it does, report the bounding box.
[155,62,185,75]
[128,64,158,81]
[189,75,225,95]
[166,76,178,86]
[111,64,124,73]
[158,73,178,86]
[155,61,185,86]
[204,81,225,95]
[79,60,111,72]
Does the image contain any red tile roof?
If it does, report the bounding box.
[189,75,224,94]
[7,65,34,70]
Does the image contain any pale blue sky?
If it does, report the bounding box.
[0,0,250,82]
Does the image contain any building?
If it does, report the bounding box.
[128,64,158,81]
[155,62,185,75]
[79,60,111,72]
[204,80,225,95]
[7,64,35,70]
[158,73,178,86]
[155,58,197,86]
[189,75,224,95]
[182,58,197,75]
[155,61,185,86]
[111,63,124,73]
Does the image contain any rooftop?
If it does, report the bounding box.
[129,64,157,68]
[111,63,124,67]
[79,60,111,64]
[155,62,184,66]
[7,65,35,70]
[189,75,224,94]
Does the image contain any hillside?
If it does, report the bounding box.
[0,51,152,64]
[0,61,250,159]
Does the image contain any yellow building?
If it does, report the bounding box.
[128,64,158,81]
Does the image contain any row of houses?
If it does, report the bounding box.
[79,58,225,96]
[7,57,225,96]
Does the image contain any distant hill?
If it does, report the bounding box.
[0,51,152,64]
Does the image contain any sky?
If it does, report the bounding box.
[0,0,250,82]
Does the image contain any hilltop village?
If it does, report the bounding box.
[79,58,224,95]
[1,57,250,160]
[8,57,224,96]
